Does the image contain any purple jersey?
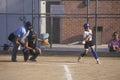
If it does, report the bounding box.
[108,39,120,47]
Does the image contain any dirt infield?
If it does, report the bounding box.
[0,55,120,80]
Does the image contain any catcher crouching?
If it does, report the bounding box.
[23,30,49,62]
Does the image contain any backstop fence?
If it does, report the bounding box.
[0,0,120,49]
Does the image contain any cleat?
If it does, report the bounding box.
[97,60,101,64]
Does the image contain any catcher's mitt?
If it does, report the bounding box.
[42,39,50,45]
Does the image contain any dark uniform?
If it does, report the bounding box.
[22,30,40,62]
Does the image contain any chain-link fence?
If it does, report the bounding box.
[0,0,120,48]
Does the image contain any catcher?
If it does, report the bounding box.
[23,30,49,62]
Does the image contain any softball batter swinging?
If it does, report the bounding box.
[77,23,100,64]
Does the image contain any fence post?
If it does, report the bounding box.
[95,0,98,50]
[50,16,53,48]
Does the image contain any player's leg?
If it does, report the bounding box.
[77,42,89,62]
[29,48,41,61]
[11,42,19,62]
[29,54,36,61]
[22,48,29,62]
[32,48,41,60]
[90,46,100,64]
[77,49,89,62]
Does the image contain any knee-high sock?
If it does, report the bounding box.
[92,50,98,60]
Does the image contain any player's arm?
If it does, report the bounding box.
[24,38,36,53]
[15,36,20,45]
[38,38,44,42]
[83,34,92,41]
[38,38,50,45]
[84,30,93,41]
[116,47,120,52]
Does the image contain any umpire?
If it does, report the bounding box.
[8,21,33,62]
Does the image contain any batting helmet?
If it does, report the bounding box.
[83,23,90,28]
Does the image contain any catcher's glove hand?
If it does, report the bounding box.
[42,39,50,45]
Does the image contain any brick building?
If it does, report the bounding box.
[57,0,120,44]
[0,0,120,46]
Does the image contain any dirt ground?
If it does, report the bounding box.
[0,55,120,80]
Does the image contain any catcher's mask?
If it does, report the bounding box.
[28,31,37,40]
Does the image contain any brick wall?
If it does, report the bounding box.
[60,0,120,44]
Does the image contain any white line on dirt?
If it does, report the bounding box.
[22,62,76,65]
[64,65,72,80]
[22,62,73,80]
